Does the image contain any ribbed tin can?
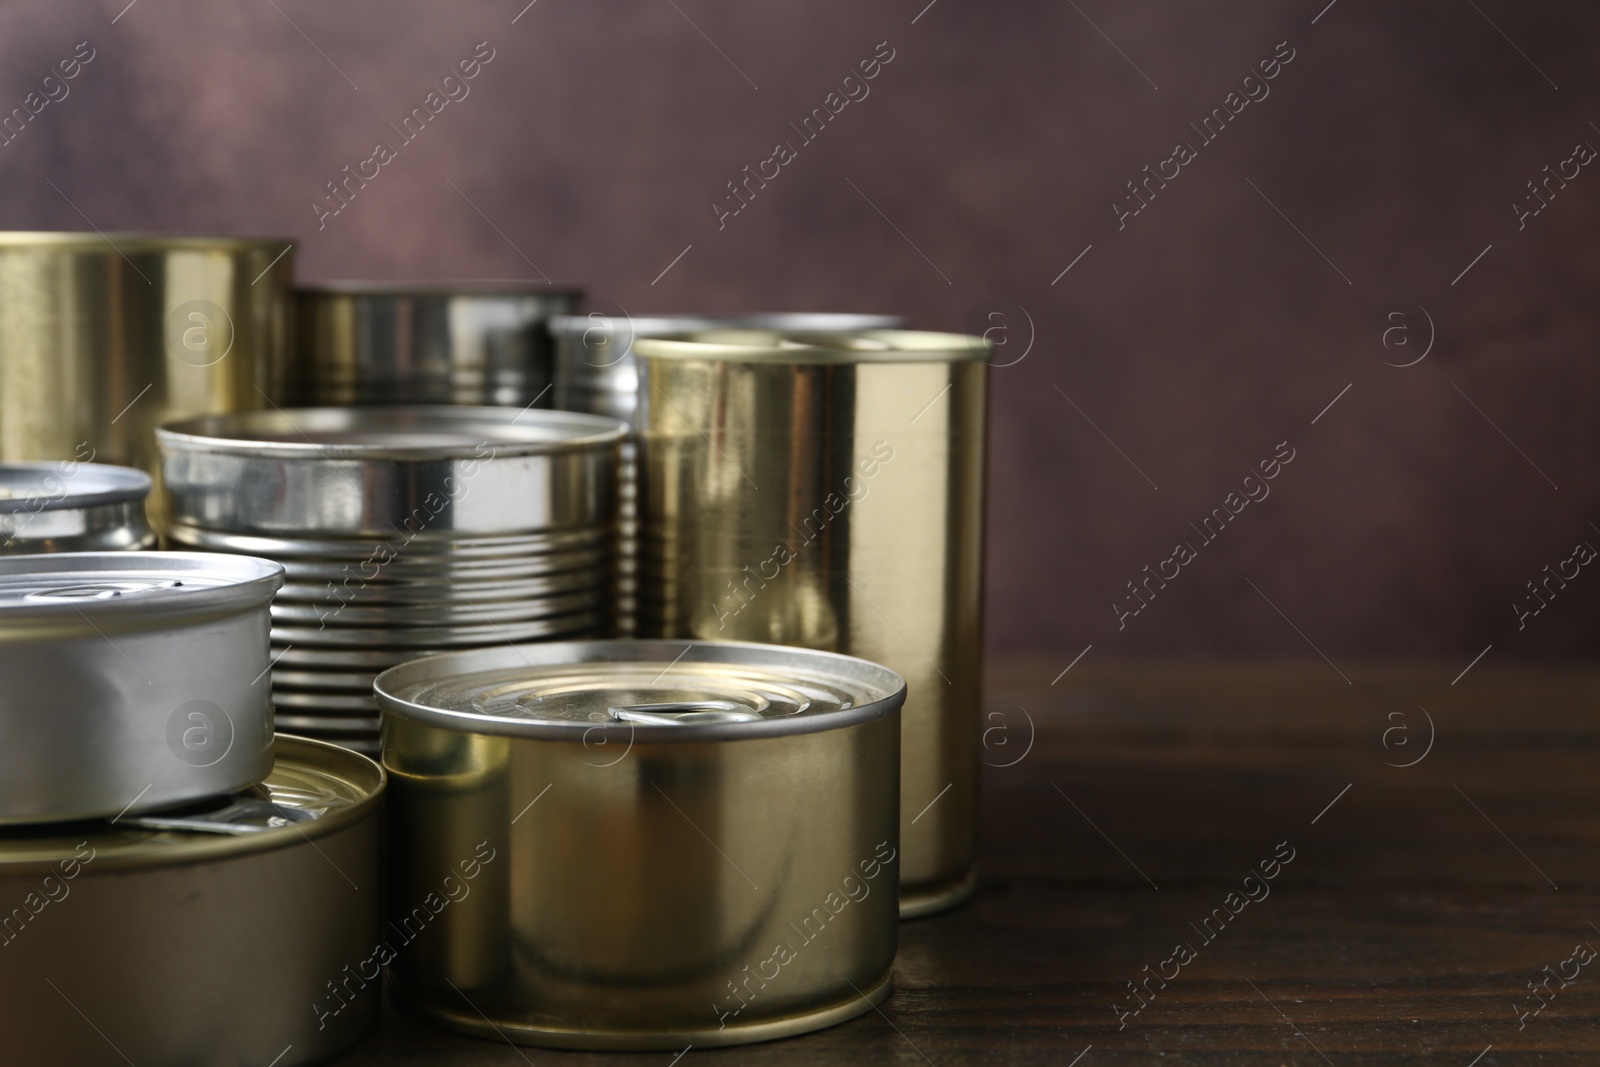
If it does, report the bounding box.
[0,461,154,553]
[0,735,384,1067]
[632,329,988,918]
[376,638,904,1050]
[157,406,626,753]
[0,233,294,530]
[0,551,284,824]
[294,282,580,407]
[551,313,907,635]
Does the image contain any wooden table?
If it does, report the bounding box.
[334,661,1600,1065]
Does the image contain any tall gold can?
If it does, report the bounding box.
[633,329,989,918]
[0,233,295,527]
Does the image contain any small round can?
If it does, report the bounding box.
[0,735,384,1067]
[376,638,905,1050]
[294,281,580,407]
[157,406,626,753]
[0,461,154,553]
[632,328,989,918]
[0,551,284,824]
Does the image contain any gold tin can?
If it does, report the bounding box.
[632,329,989,918]
[0,232,294,530]
[0,735,383,1067]
[375,638,905,1050]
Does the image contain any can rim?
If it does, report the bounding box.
[0,232,294,252]
[0,736,384,873]
[549,312,907,339]
[0,462,150,513]
[0,551,283,617]
[296,279,582,299]
[633,328,990,364]
[156,405,627,460]
[375,638,906,742]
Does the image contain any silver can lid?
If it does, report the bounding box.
[0,552,284,618]
[157,405,626,461]
[0,462,150,514]
[375,639,905,742]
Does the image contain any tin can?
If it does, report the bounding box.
[632,329,988,918]
[157,406,626,753]
[0,551,284,824]
[294,281,580,407]
[376,638,904,1050]
[551,313,907,635]
[0,233,294,530]
[0,735,384,1067]
[0,461,155,553]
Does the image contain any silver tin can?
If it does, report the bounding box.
[0,461,155,554]
[551,313,907,634]
[157,406,626,753]
[0,735,384,1067]
[0,551,284,824]
[294,281,580,407]
[376,638,904,1050]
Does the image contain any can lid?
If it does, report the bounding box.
[0,552,283,619]
[0,463,150,513]
[0,736,383,872]
[632,328,989,365]
[0,232,293,252]
[375,639,905,742]
[157,405,626,461]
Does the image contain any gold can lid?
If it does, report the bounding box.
[632,328,991,364]
[376,639,905,742]
[0,736,383,873]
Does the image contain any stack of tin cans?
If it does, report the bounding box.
[0,549,386,1067]
[0,229,996,1056]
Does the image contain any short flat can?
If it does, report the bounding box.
[376,638,904,1049]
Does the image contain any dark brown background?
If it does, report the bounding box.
[2,0,1595,663]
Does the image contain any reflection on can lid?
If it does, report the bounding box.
[0,552,283,616]
[0,736,383,872]
[632,328,989,364]
[157,405,625,461]
[376,639,905,742]
[0,463,150,513]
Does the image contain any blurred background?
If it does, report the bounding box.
[1,0,1595,660]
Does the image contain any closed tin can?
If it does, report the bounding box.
[294,281,580,407]
[0,551,284,824]
[0,233,294,529]
[0,735,383,1067]
[158,406,626,753]
[0,461,154,553]
[633,329,988,918]
[551,313,906,635]
[376,638,904,1050]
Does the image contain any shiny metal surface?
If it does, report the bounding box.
[0,551,283,824]
[0,735,384,1067]
[295,281,579,406]
[0,233,294,531]
[633,329,988,918]
[376,639,903,1049]
[0,461,154,553]
[158,406,625,749]
[552,313,906,636]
